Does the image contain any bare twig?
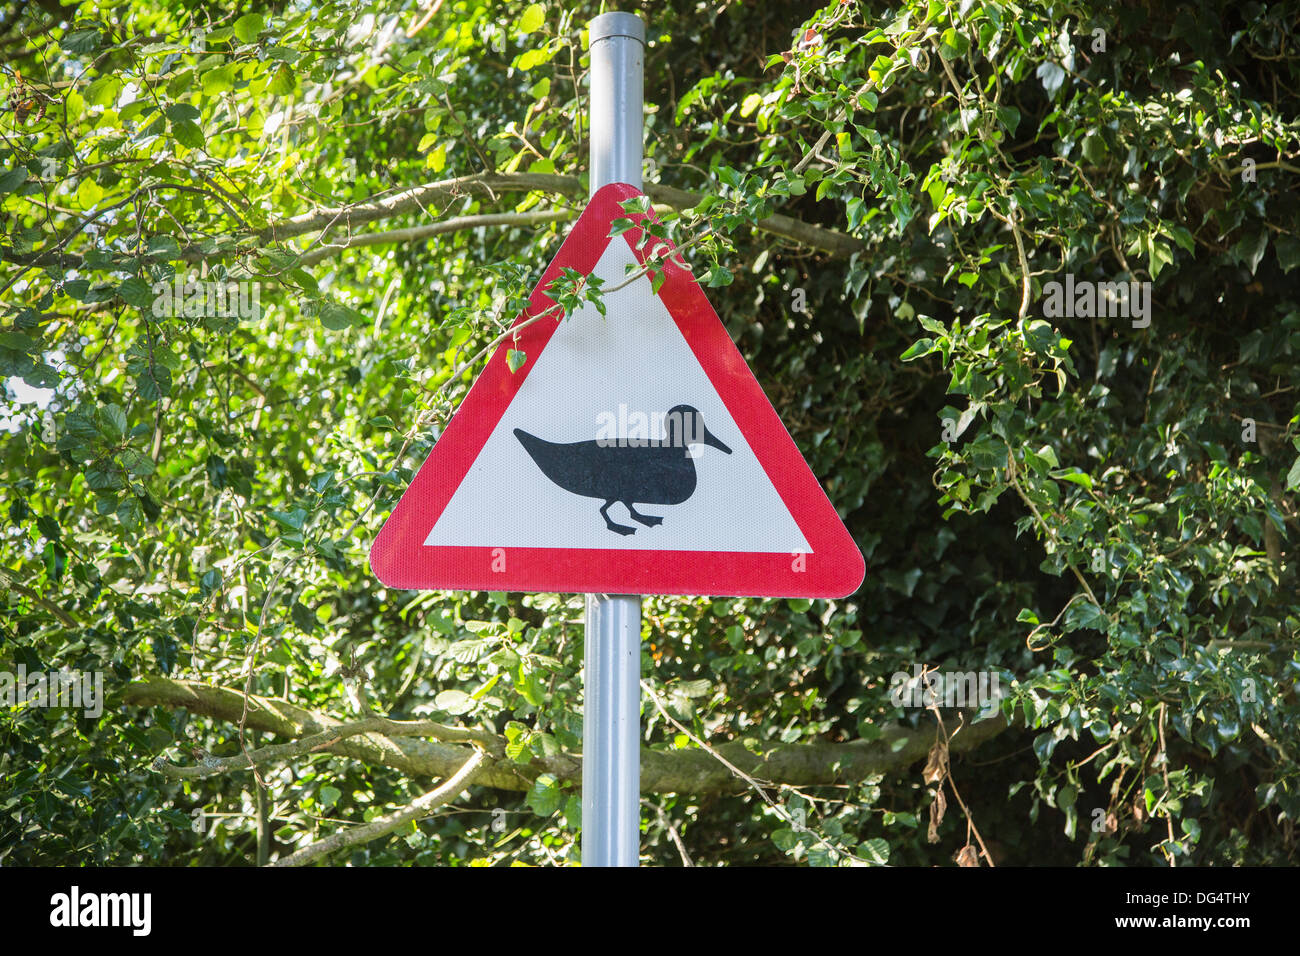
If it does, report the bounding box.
[270,747,486,866]
[641,679,869,865]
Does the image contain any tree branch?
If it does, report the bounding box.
[124,678,1009,795]
[270,747,486,867]
[0,566,78,627]
[2,171,865,272]
[646,181,865,256]
[272,173,863,256]
[295,209,572,266]
[151,713,504,779]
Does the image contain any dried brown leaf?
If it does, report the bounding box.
[927,786,947,843]
[922,738,949,785]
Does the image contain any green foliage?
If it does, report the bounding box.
[2,0,1298,866]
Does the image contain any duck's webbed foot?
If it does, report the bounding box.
[600,499,637,536]
[625,503,663,527]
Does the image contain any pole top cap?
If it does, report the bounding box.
[589,11,644,44]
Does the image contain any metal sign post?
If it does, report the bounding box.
[582,11,645,869]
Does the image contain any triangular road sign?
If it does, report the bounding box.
[370,183,864,598]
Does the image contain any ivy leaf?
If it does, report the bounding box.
[61,24,102,54]
[118,448,155,477]
[271,508,307,532]
[900,338,934,361]
[172,120,205,150]
[517,48,550,71]
[1036,61,1066,98]
[116,496,145,533]
[201,65,234,96]
[858,838,890,864]
[117,277,153,309]
[1230,230,1267,276]
[968,434,1006,470]
[145,235,182,260]
[164,103,200,123]
[608,217,636,237]
[517,3,545,34]
[319,302,363,331]
[98,404,127,440]
[1276,236,1300,274]
[151,628,177,673]
[0,167,28,193]
[0,331,33,352]
[233,13,265,43]
[269,63,296,96]
[291,601,317,634]
[939,28,969,59]
[526,774,561,816]
[435,690,475,716]
[704,265,733,287]
[1148,237,1174,279]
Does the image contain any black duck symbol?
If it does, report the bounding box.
[513,404,732,535]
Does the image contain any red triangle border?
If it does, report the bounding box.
[369,182,865,598]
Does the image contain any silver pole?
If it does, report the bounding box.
[588,11,644,192]
[582,593,641,866]
[582,11,644,869]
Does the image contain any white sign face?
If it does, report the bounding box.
[423,238,811,554]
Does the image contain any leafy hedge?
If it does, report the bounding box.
[1,0,1297,865]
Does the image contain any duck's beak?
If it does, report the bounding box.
[703,426,732,455]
